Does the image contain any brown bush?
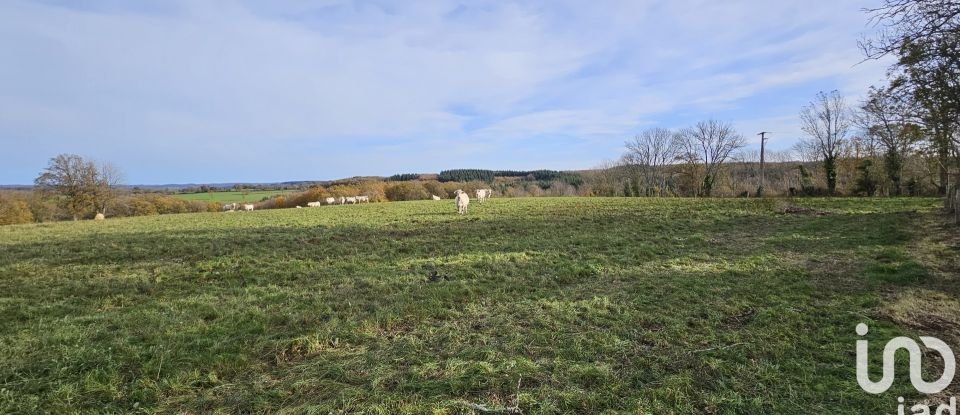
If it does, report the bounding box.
[186,201,210,213]
[327,184,359,198]
[286,186,329,207]
[422,181,447,198]
[28,193,58,222]
[356,181,386,202]
[384,182,429,201]
[0,195,34,225]
[147,195,188,214]
[127,197,159,216]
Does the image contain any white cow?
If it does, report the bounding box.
[475,188,493,203]
[223,203,238,211]
[325,197,337,205]
[345,196,358,204]
[307,201,323,207]
[338,197,347,205]
[356,195,370,203]
[431,195,441,200]
[454,190,470,215]
[243,204,255,212]
[296,206,303,208]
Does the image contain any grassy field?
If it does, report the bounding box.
[1,197,958,414]
[171,190,291,204]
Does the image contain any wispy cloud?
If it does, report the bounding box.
[0,0,890,183]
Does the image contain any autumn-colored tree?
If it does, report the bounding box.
[0,194,33,225]
[34,154,101,220]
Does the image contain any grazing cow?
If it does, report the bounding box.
[338,197,347,205]
[296,206,303,208]
[356,195,370,203]
[94,212,105,221]
[475,188,493,203]
[325,197,337,205]
[243,204,254,212]
[431,195,441,200]
[307,201,323,207]
[223,203,238,211]
[454,190,470,215]
[345,196,358,204]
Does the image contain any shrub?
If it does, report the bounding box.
[186,201,210,213]
[28,194,58,222]
[0,196,33,225]
[384,182,429,201]
[128,197,159,216]
[422,181,446,198]
[356,181,386,202]
[287,186,330,207]
[328,185,360,198]
[854,160,879,196]
[151,195,189,214]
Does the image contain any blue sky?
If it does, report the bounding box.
[0,0,891,184]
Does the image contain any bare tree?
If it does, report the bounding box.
[792,140,820,164]
[799,91,851,194]
[584,160,625,197]
[621,128,681,196]
[96,162,125,216]
[769,149,796,163]
[860,0,960,60]
[677,120,746,196]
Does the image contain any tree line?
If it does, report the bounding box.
[436,169,584,186]
[860,0,959,214]
[615,0,958,203]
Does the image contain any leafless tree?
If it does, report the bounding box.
[96,162,125,216]
[769,149,796,163]
[799,91,851,193]
[792,140,820,164]
[621,128,681,196]
[677,120,746,196]
[585,160,625,197]
[860,0,960,60]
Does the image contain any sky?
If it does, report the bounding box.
[0,0,893,185]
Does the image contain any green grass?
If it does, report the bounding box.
[171,190,291,204]
[0,197,955,414]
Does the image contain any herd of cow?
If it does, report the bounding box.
[222,203,255,212]
[223,188,494,214]
[307,196,371,207]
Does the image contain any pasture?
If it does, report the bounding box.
[171,190,290,204]
[0,197,957,414]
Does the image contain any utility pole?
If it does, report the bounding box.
[757,132,771,197]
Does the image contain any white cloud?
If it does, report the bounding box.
[0,0,894,183]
